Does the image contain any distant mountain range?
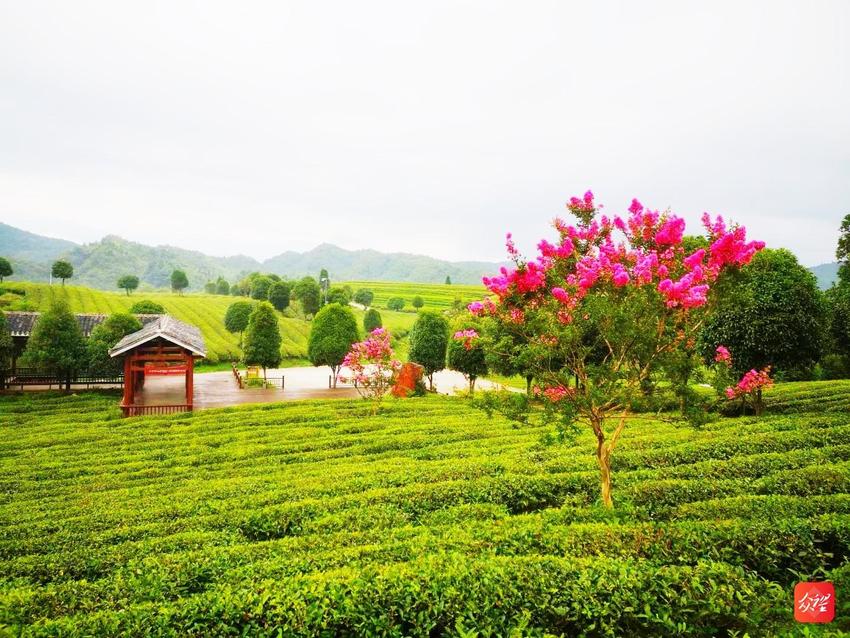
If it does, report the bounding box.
[0,222,503,290]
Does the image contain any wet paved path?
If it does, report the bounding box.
[135,366,512,411]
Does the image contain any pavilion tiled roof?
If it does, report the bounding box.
[3,311,161,338]
[109,315,206,358]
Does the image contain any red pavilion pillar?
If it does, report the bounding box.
[185,352,194,410]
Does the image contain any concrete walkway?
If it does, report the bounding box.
[135,366,512,410]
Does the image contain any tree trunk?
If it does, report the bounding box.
[754,388,763,416]
[65,370,71,392]
[263,367,267,383]
[429,373,435,392]
[597,438,613,509]
[526,375,533,396]
[332,366,338,388]
[469,376,476,394]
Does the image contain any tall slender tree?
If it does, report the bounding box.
[409,310,449,390]
[242,302,282,382]
[307,304,359,387]
[0,257,12,283]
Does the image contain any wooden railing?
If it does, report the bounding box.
[1,368,123,390]
[232,363,284,389]
[121,404,191,417]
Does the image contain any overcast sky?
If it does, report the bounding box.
[1,1,848,266]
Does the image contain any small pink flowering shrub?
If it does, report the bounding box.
[710,345,773,415]
[340,328,402,412]
[474,190,765,507]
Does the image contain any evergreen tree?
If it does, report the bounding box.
[170,269,189,295]
[353,288,374,308]
[22,300,86,389]
[215,277,230,295]
[87,313,142,375]
[268,280,292,311]
[700,248,826,379]
[0,257,12,282]
[51,260,73,286]
[224,301,254,348]
[0,310,13,370]
[409,310,449,390]
[117,275,140,295]
[294,276,322,317]
[307,304,359,388]
[363,308,382,333]
[445,276,452,285]
[242,302,282,381]
[250,275,273,300]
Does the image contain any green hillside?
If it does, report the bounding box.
[3,282,420,364]
[1,384,849,634]
[343,280,485,309]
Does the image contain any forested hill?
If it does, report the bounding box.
[0,223,502,289]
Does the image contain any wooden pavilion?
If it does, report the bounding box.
[109,315,206,417]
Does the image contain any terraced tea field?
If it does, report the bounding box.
[1,382,848,635]
[343,280,485,310]
[6,283,418,364]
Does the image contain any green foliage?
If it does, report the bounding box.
[294,276,321,317]
[326,286,351,306]
[837,213,850,271]
[203,281,217,294]
[363,308,382,333]
[86,313,142,374]
[224,301,253,337]
[0,310,12,368]
[445,275,451,284]
[411,295,424,309]
[828,284,850,360]
[700,248,827,377]
[116,274,139,295]
[353,288,374,307]
[21,300,86,375]
[250,275,273,300]
[2,390,849,635]
[0,256,12,282]
[386,296,405,311]
[408,310,448,388]
[128,299,166,314]
[267,280,291,311]
[242,302,282,375]
[447,319,488,392]
[51,259,73,285]
[215,277,230,295]
[307,304,359,386]
[170,269,189,294]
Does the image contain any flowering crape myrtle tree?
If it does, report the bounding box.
[340,328,402,413]
[474,191,765,507]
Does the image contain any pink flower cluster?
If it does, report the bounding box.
[481,191,766,323]
[567,190,596,214]
[340,328,402,388]
[533,384,575,403]
[453,329,480,351]
[725,367,773,400]
[714,345,732,366]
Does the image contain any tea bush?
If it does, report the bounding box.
[0,387,848,635]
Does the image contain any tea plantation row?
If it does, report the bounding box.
[1,384,849,635]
